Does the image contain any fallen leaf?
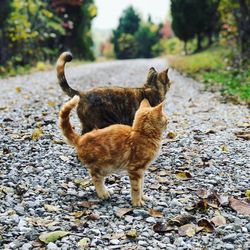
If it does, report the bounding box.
[245,190,250,198]
[78,238,90,249]
[15,87,22,93]
[44,204,60,212]
[39,231,70,243]
[149,209,163,218]
[115,208,133,218]
[47,101,56,107]
[195,226,204,233]
[78,201,97,208]
[126,229,138,238]
[220,144,229,153]
[71,211,87,218]
[229,197,250,216]
[27,217,60,227]
[196,189,210,199]
[235,131,250,140]
[31,128,43,141]
[178,224,196,237]
[74,178,92,188]
[197,219,215,233]
[153,222,168,234]
[211,215,226,227]
[168,214,195,226]
[167,131,176,139]
[175,171,192,180]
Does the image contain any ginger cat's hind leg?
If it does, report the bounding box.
[128,170,145,207]
[90,171,110,200]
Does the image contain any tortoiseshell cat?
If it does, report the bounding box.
[57,52,171,134]
[59,96,168,206]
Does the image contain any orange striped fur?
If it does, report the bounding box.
[59,96,168,206]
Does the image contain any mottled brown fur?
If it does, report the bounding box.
[57,52,171,134]
[59,96,168,206]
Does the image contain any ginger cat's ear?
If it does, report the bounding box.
[139,99,151,109]
[154,100,166,113]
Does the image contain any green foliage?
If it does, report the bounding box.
[56,0,97,60]
[0,0,97,76]
[168,46,250,103]
[159,37,183,55]
[112,6,162,59]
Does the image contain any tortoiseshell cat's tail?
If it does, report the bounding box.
[56,52,79,97]
[59,96,81,147]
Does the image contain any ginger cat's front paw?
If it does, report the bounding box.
[132,198,145,207]
[97,189,110,200]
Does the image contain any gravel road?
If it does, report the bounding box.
[0,58,249,249]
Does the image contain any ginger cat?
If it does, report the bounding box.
[57,52,171,134]
[59,96,168,206]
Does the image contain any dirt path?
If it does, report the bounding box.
[0,59,249,249]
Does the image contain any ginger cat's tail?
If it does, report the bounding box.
[59,96,81,146]
[56,52,79,97]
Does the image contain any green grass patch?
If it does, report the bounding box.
[168,47,250,104]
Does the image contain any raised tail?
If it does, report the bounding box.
[59,96,81,146]
[56,52,79,97]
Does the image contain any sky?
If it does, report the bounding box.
[93,0,170,30]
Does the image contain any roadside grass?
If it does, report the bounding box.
[168,46,250,104]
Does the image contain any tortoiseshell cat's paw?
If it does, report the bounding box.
[132,199,145,207]
[97,189,110,200]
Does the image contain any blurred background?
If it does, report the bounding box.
[0,0,249,102]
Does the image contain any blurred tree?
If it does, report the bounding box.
[135,23,161,58]
[112,6,141,59]
[171,0,221,53]
[51,0,97,60]
[171,0,196,54]
[219,0,250,63]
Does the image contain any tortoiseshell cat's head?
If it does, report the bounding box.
[145,67,171,101]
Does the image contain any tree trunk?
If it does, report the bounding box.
[196,33,202,52]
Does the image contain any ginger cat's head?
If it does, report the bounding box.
[132,99,168,134]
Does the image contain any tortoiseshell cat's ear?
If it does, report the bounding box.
[159,68,170,85]
[146,67,157,84]
[139,99,151,109]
